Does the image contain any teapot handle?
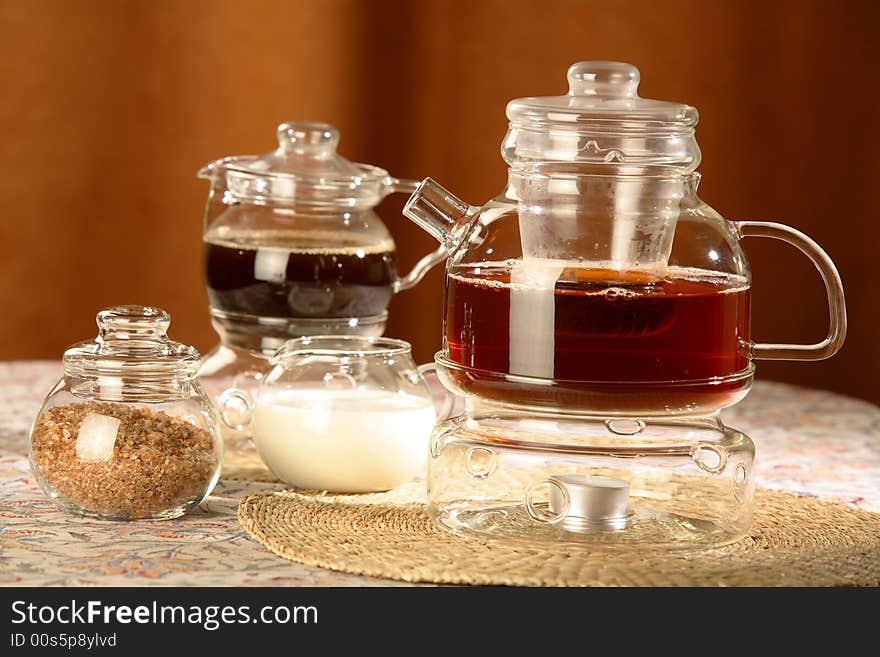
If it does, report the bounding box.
[735,220,847,360]
[383,177,448,293]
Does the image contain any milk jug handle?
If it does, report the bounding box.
[382,177,448,293]
[735,220,847,361]
[217,388,254,431]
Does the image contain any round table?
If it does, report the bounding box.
[1,361,878,586]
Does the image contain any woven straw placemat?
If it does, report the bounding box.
[238,484,880,586]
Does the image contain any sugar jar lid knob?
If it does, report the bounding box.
[567,61,640,98]
[276,121,340,157]
[96,305,170,341]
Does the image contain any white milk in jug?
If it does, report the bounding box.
[252,388,436,493]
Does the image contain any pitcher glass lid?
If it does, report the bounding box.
[199,122,390,207]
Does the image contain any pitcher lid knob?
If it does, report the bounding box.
[276,121,340,157]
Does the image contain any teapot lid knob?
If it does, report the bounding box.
[276,121,340,157]
[567,61,640,98]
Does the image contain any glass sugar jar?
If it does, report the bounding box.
[28,306,223,520]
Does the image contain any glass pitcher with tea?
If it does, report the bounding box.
[197,122,444,448]
[403,62,846,548]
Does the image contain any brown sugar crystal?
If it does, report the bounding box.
[31,401,218,519]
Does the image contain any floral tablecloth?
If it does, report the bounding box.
[1,361,878,586]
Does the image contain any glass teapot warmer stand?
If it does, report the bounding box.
[428,407,755,550]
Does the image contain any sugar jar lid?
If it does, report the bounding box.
[198,122,391,207]
[62,306,201,380]
[503,61,701,172]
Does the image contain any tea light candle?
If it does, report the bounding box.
[549,474,630,523]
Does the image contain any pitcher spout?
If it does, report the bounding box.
[197,156,252,183]
[403,178,474,247]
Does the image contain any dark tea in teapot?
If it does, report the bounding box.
[445,263,751,388]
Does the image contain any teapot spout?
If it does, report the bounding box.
[403,178,473,247]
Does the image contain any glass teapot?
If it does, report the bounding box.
[400,62,847,548]
[403,61,846,416]
[197,122,444,448]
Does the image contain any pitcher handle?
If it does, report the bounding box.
[383,177,448,293]
[735,220,846,360]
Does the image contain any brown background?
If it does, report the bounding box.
[0,0,877,404]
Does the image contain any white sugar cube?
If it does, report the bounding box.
[75,414,121,462]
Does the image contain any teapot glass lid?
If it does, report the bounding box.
[503,61,702,172]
